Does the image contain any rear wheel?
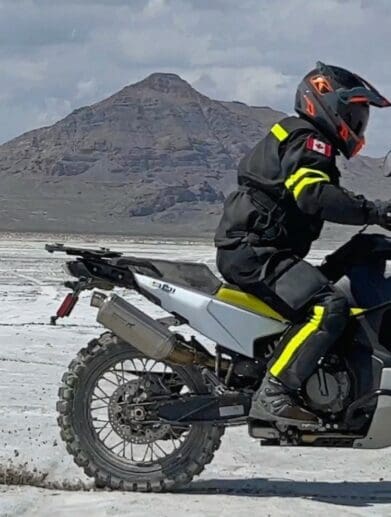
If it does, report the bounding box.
[57,333,224,491]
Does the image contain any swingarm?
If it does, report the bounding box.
[156,391,252,424]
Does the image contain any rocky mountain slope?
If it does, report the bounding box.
[0,73,387,237]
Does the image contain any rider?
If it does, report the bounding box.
[215,62,391,423]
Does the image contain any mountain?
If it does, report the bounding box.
[0,73,387,238]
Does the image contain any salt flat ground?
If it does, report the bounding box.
[0,235,391,517]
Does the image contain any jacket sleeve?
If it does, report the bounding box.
[280,132,377,225]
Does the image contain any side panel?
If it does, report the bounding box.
[354,368,391,449]
[134,273,287,358]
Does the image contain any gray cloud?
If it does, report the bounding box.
[0,0,390,156]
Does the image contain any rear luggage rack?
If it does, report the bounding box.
[45,243,123,259]
[45,243,163,277]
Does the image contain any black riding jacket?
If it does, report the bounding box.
[215,116,377,258]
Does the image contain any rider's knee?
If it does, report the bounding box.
[319,294,350,336]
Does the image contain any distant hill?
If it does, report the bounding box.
[0,72,387,238]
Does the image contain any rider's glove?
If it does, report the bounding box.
[369,200,391,230]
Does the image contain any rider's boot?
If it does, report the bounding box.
[249,372,318,424]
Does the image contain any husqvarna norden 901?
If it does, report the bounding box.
[47,162,391,492]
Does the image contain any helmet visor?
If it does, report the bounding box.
[337,86,391,108]
[317,61,391,107]
[340,102,369,138]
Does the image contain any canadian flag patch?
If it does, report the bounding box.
[306,136,332,157]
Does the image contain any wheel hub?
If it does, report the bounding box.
[107,379,170,444]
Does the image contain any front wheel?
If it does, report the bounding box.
[57,333,224,491]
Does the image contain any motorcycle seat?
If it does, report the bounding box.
[116,256,223,295]
[116,256,286,321]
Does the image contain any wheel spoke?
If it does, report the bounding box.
[101,375,120,387]
[101,428,113,443]
[169,428,179,448]
[154,440,168,457]
[147,360,157,372]
[96,421,110,435]
[148,443,155,462]
[92,393,110,403]
[109,439,125,452]
[120,361,126,383]
[109,367,123,385]
[91,404,109,411]
[95,384,111,399]
[93,417,110,423]
[141,444,149,463]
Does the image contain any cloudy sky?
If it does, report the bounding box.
[0,0,390,156]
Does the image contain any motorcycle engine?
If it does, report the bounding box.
[304,362,351,414]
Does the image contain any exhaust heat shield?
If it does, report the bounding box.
[92,292,221,368]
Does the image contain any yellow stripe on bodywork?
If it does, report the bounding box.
[270,306,325,377]
[216,286,286,322]
[271,123,289,142]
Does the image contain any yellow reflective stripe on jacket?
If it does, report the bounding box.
[350,308,365,316]
[216,286,286,322]
[271,123,289,142]
[270,306,325,377]
[285,167,330,189]
[285,167,331,201]
[292,177,330,200]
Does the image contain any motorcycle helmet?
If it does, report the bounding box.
[295,62,391,158]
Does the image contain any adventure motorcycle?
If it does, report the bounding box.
[47,229,391,492]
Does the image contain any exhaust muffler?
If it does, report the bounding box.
[91,292,224,368]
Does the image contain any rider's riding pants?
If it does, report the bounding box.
[216,243,350,390]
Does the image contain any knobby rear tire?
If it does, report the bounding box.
[57,332,224,492]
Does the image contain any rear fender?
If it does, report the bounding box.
[66,259,135,288]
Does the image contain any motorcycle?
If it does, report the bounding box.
[46,230,390,492]
[46,158,391,492]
